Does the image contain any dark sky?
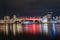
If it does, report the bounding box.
[0,0,60,18]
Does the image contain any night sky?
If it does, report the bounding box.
[0,0,60,18]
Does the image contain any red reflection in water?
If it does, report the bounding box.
[24,24,40,34]
[24,24,29,33]
[31,24,40,34]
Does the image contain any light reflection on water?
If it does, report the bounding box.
[0,23,23,36]
[0,23,59,37]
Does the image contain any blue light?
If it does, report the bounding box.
[52,23,56,35]
[51,22,57,37]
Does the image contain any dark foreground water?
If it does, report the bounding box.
[0,32,60,40]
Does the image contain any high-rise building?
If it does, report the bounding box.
[59,16,60,20]
[56,16,59,21]
[4,16,10,35]
[46,13,52,35]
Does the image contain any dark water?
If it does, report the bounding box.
[0,32,60,40]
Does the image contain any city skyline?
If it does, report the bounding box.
[0,0,60,40]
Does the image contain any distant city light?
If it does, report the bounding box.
[0,13,60,36]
